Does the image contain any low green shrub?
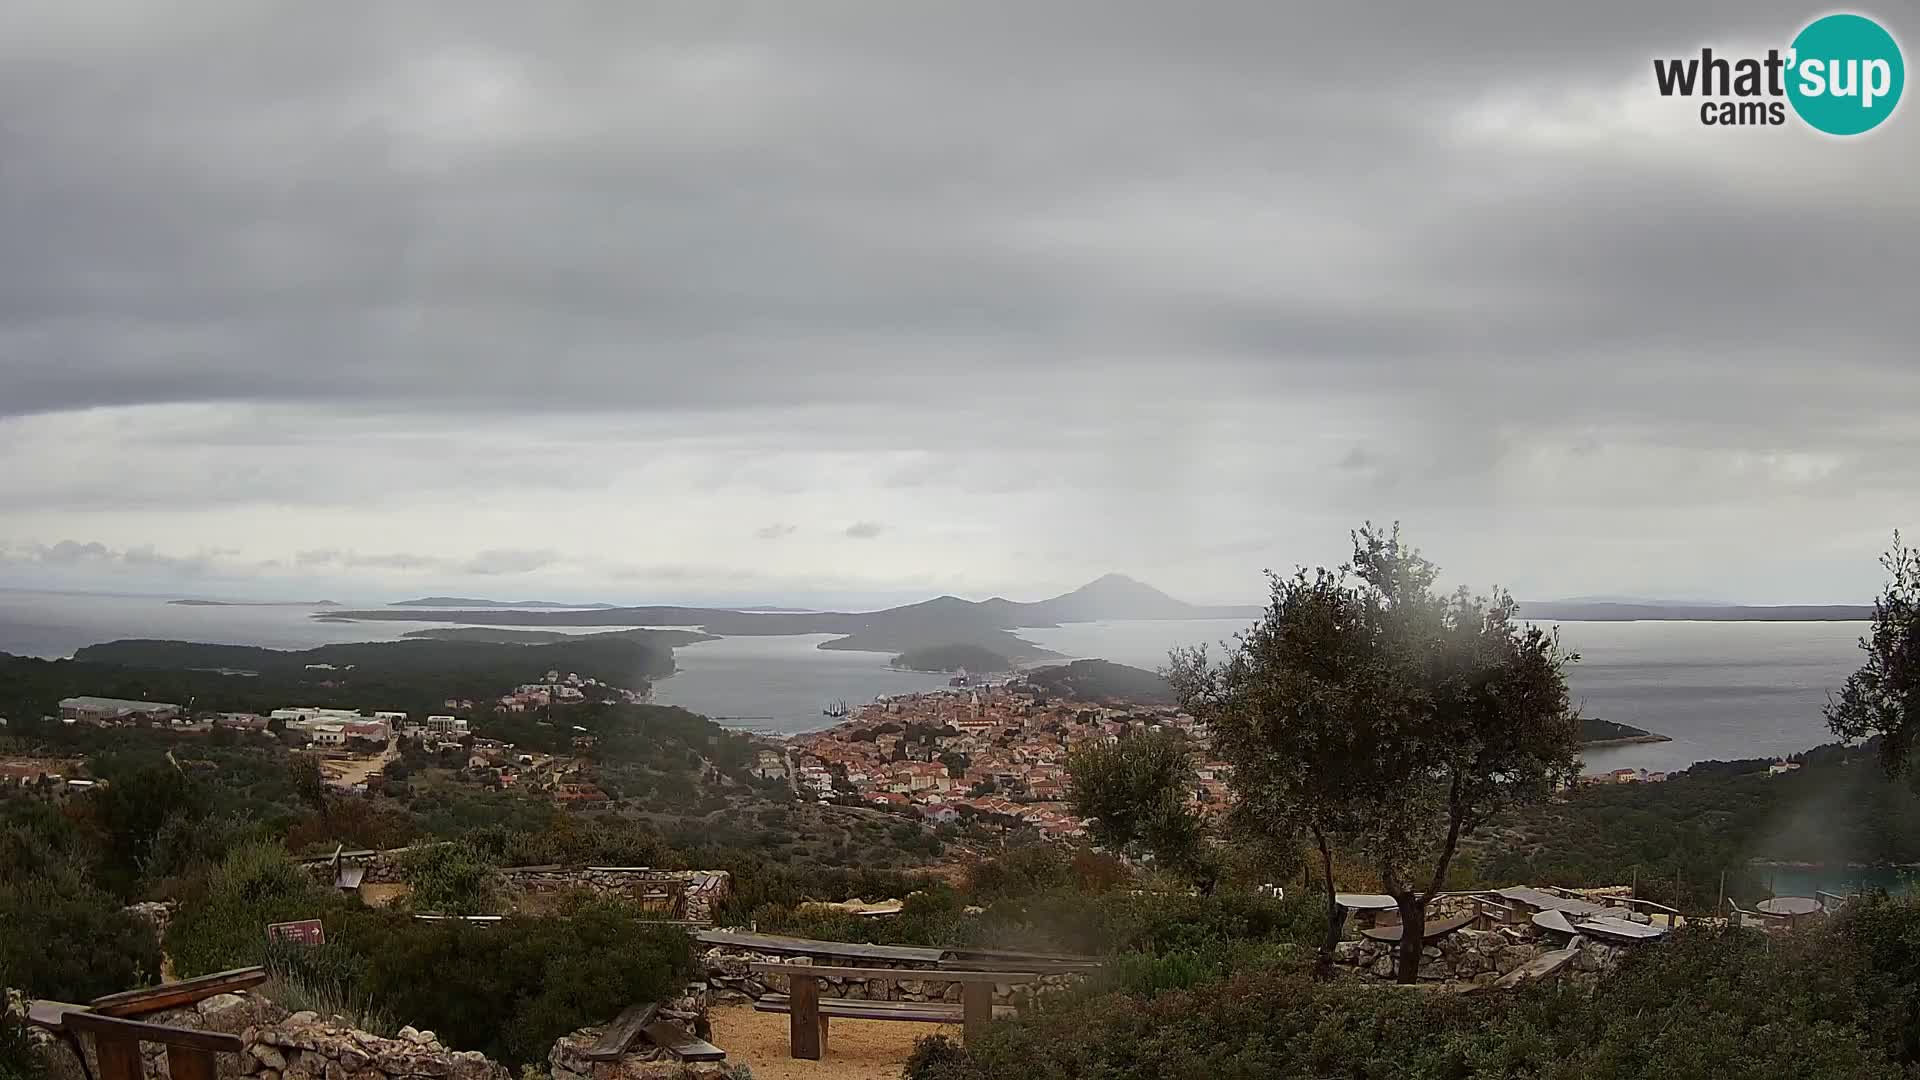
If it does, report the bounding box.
[0,868,160,1001]
[359,899,694,1067]
[401,841,503,914]
[166,842,336,977]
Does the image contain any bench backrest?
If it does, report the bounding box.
[749,962,1040,984]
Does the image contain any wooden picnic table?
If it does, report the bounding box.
[694,928,948,965]
[1360,912,1475,943]
[581,1003,724,1063]
[749,962,1040,1060]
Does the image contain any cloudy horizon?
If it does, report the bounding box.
[3,2,1915,608]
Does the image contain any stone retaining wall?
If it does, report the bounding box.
[304,851,729,923]
[17,986,716,1080]
[19,991,507,1080]
[702,947,1078,1006]
[1331,928,1632,985]
[501,868,730,925]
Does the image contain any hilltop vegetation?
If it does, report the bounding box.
[1018,659,1178,705]
[0,635,674,721]
[1471,739,1920,909]
[908,902,1920,1080]
[1580,717,1669,745]
[891,643,1014,673]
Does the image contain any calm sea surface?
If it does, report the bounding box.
[0,591,1869,773]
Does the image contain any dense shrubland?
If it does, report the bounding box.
[906,897,1920,1080]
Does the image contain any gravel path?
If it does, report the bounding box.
[708,1003,957,1080]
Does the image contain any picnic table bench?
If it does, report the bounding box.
[28,967,269,1080]
[695,928,949,964]
[1359,913,1475,943]
[749,963,1039,1060]
[581,1003,725,1064]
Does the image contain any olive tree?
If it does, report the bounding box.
[1067,730,1215,890]
[1827,534,1920,774]
[1171,524,1581,982]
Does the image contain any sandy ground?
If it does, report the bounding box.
[708,1003,954,1080]
[320,738,396,788]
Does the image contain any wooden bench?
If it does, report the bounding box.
[29,1001,245,1080]
[1359,912,1476,944]
[87,966,269,1017]
[582,1002,725,1063]
[748,963,1039,1060]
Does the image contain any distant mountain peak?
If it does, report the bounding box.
[1072,572,1164,592]
[1035,573,1196,621]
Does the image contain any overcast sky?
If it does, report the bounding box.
[1,2,1915,607]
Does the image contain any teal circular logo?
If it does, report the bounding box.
[1787,13,1905,135]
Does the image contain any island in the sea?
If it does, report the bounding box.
[169,599,341,607]
[319,578,1873,664]
[391,597,619,609]
[319,573,1248,662]
[891,643,1015,674]
[398,626,718,647]
[1581,717,1672,747]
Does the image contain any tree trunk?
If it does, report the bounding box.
[1394,893,1427,984]
[1314,828,1341,979]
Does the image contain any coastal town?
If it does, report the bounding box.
[5,665,1815,831]
[781,676,1229,840]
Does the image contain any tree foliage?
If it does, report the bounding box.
[1828,533,1920,774]
[1170,523,1581,981]
[1067,730,1213,888]
[0,869,160,1001]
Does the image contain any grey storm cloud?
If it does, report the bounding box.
[0,1,1914,604]
[0,0,1911,424]
[4,539,228,576]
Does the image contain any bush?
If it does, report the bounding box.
[970,887,1324,957]
[905,909,1920,1080]
[401,842,503,914]
[0,869,160,1001]
[166,842,334,976]
[966,845,1072,904]
[360,900,694,1066]
[0,1012,44,1080]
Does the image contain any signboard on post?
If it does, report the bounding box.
[266,919,326,947]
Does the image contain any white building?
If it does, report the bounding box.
[425,715,468,734]
[271,707,363,724]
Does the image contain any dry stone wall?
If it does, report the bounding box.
[303,851,729,923]
[501,868,731,924]
[1330,928,1634,985]
[702,947,1077,1006]
[19,991,509,1080]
